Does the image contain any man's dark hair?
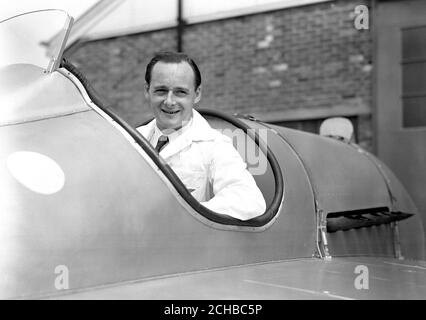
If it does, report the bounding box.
[145,51,202,90]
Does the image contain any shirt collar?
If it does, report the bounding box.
[151,116,193,145]
[148,109,218,146]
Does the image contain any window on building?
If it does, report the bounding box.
[402,25,426,128]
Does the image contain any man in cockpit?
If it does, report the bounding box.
[136,51,265,221]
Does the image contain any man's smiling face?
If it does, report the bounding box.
[145,61,201,132]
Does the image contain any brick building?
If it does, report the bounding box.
[68,0,373,151]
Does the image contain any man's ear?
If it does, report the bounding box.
[144,82,150,99]
[194,85,202,104]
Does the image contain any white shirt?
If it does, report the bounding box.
[136,109,266,220]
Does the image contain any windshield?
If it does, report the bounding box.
[0,9,73,73]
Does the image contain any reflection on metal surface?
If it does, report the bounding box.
[244,279,355,300]
[317,205,331,260]
[383,261,426,270]
[7,151,65,195]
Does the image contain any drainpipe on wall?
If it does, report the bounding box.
[177,0,186,52]
[371,0,378,156]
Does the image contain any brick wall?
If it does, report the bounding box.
[69,0,373,150]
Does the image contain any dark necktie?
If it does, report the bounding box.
[155,135,169,153]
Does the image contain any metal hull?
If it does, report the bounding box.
[48,257,426,300]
